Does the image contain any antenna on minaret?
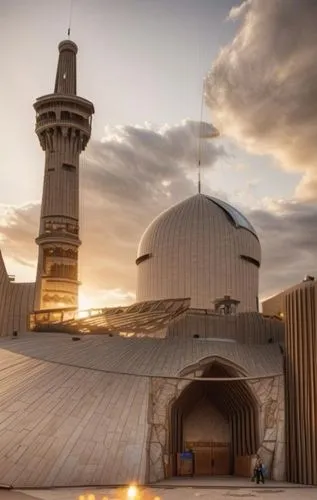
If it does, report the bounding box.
[67,0,74,38]
[197,78,206,194]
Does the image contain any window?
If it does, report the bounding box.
[135,253,152,265]
[62,163,76,172]
[240,254,260,268]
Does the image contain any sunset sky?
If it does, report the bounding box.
[1,0,317,308]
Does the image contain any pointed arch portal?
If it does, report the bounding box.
[169,360,259,477]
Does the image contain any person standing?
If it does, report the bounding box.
[254,454,265,484]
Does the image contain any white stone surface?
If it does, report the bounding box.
[0,349,149,487]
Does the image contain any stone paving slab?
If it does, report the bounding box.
[155,478,314,488]
[0,491,39,500]
[14,486,317,500]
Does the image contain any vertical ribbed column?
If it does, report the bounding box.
[285,282,317,485]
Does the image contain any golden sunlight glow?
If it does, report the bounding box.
[79,292,95,310]
[77,488,159,500]
[77,310,90,319]
[127,484,138,499]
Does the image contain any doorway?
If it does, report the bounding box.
[169,360,259,477]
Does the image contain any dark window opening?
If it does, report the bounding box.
[135,253,152,265]
[48,168,55,172]
[61,111,71,120]
[62,163,76,172]
[240,254,260,268]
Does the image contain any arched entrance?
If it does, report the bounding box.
[169,360,259,477]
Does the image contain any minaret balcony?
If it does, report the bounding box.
[36,233,82,247]
[43,276,81,285]
[35,116,91,137]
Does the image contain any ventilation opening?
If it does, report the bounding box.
[136,253,152,265]
[240,255,260,268]
[62,163,76,172]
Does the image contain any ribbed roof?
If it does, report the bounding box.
[138,193,258,258]
[0,333,283,379]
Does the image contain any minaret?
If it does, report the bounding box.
[33,40,94,311]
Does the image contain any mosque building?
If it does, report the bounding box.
[0,37,316,488]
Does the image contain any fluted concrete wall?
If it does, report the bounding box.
[0,251,35,337]
[262,291,284,317]
[167,310,284,344]
[285,281,317,485]
[137,194,261,312]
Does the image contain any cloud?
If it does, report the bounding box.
[251,199,317,298]
[0,120,223,304]
[2,119,316,305]
[2,121,317,304]
[205,0,317,200]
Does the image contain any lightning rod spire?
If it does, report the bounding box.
[67,0,74,38]
[197,78,206,194]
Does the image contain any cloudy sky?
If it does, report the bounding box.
[0,0,317,308]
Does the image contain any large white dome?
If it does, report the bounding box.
[136,193,261,312]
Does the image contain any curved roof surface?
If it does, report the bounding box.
[0,333,282,380]
[138,194,258,258]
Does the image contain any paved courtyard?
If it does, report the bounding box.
[0,483,316,500]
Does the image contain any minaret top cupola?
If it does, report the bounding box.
[54,40,78,95]
[33,39,94,153]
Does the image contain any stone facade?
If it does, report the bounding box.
[147,369,285,483]
[249,375,285,481]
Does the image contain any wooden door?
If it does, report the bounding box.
[194,447,212,475]
[212,445,230,475]
[187,441,231,476]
